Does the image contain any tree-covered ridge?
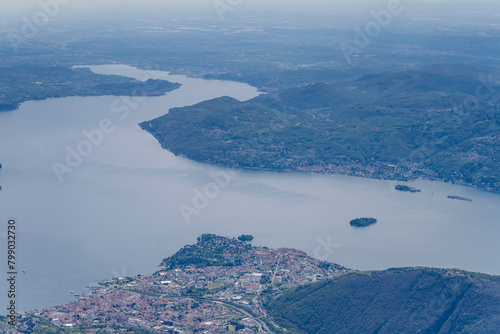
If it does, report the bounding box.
[0,66,181,111]
[141,65,500,193]
[265,267,500,334]
[161,234,347,273]
[160,234,253,269]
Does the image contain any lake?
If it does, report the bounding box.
[0,65,499,313]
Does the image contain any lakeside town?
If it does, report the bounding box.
[3,234,350,333]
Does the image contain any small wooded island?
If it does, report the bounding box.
[395,185,421,193]
[448,195,473,202]
[237,234,254,242]
[350,218,377,228]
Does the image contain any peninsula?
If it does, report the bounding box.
[0,66,180,112]
[140,66,500,194]
[4,234,498,333]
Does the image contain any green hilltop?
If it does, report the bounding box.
[160,234,252,269]
[265,267,500,334]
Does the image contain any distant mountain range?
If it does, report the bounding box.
[141,64,500,193]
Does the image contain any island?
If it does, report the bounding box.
[4,234,499,334]
[395,185,421,193]
[448,195,473,202]
[350,217,377,228]
[237,234,254,242]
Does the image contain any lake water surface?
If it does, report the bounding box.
[0,65,499,313]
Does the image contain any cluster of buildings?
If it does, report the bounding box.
[32,289,256,333]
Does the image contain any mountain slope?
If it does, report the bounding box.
[265,268,500,334]
[140,65,500,192]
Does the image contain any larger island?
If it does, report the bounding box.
[5,234,499,333]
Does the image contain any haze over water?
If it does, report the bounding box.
[0,65,499,313]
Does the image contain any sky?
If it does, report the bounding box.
[2,0,497,11]
[0,0,498,20]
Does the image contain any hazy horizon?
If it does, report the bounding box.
[1,0,499,15]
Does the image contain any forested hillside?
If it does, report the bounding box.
[141,65,500,192]
[265,268,500,334]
